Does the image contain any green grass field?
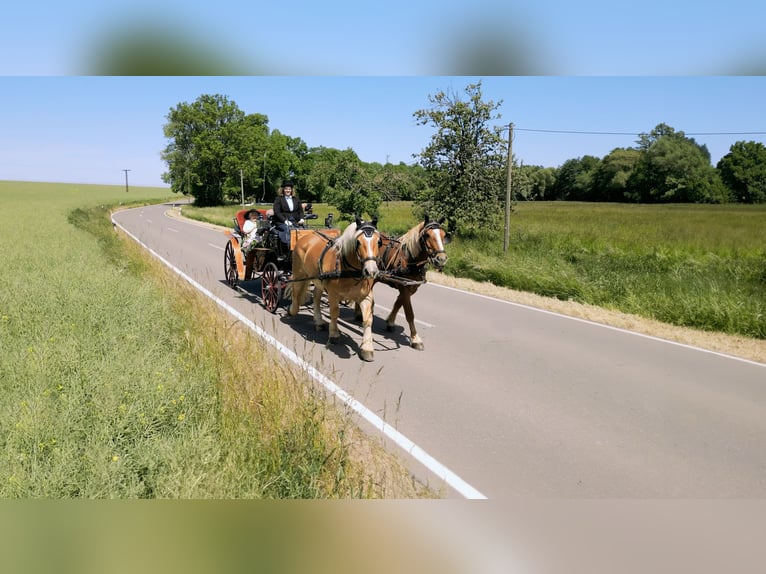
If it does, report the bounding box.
[0,181,423,498]
[189,200,766,340]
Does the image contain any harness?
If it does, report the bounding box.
[314,224,379,281]
[382,222,446,280]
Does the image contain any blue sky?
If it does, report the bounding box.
[2,1,765,75]
[1,77,765,188]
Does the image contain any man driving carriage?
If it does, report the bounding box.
[272,179,305,256]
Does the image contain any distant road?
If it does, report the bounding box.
[113,203,766,499]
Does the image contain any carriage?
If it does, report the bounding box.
[223,206,449,360]
[223,205,332,313]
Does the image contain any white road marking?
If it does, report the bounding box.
[113,214,487,499]
[209,243,225,251]
[167,227,179,233]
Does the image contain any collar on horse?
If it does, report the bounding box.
[317,224,378,281]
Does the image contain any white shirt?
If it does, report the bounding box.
[243,219,258,235]
[285,196,294,211]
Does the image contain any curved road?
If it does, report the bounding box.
[113,203,766,499]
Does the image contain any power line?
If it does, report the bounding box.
[515,128,766,136]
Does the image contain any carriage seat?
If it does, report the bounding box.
[234,208,270,236]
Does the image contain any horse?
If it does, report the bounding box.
[289,217,382,361]
[357,214,450,350]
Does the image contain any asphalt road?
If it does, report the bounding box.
[113,202,766,499]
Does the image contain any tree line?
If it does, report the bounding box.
[515,123,766,205]
[161,87,766,237]
[161,93,426,215]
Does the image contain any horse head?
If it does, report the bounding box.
[354,216,381,279]
[421,214,450,271]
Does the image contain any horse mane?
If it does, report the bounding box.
[399,221,425,260]
[334,221,360,259]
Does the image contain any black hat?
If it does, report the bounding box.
[282,179,294,188]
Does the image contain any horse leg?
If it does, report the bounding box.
[353,298,374,322]
[312,282,327,331]
[385,290,405,332]
[401,290,424,350]
[288,278,306,317]
[358,291,375,361]
[326,290,341,344]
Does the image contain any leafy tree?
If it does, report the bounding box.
[627,124,727,203]
[322,148,381,219]
[591,147,641,202]
[366,162,419,202]
[509,163,555,201]
[162,94,253,207]
[549,155,601,201]
[717,140,766,203]
[413,81,506,236]
[222,112,269,204]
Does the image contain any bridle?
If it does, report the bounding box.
[355,224,381,265]
[418,221,447,267]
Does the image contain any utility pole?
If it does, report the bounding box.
[504,123,514,253]
[122,169,131,193]
[240,169,244,205]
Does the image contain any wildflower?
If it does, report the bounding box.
[112,455,119,462]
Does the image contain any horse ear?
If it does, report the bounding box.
[371,216,378,228]
[355,214,362,227]
[443,232,452,245]
[424,213,429,225]
[437,215,446,225]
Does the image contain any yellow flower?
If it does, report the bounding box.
[112,455,119,462]
[177,413,186,422]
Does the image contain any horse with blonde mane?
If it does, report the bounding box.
[357,214,449,350]
[289,217,381,361]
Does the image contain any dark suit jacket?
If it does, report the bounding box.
[272,195,305,225]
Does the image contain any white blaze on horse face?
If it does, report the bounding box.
[432,229,445,253]
[429,228,448,269]
[359,233,380,277]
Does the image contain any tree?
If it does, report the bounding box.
[549,156,601,201]
[717,141,766,203]
[322,148,381,219]
[222,111,269,204]
[161,94,256,207]
[591,147,641,202]
[413,81,506,236]
[627,123,727,203]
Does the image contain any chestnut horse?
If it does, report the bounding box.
[289,217,381,361]
[358,214,449,350]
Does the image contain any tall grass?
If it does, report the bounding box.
[187,200,766,340]
[0,182,425,498]
[452,202,766,339]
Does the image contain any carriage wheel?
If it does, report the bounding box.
[224,241,239,287]
[261,262,282,313]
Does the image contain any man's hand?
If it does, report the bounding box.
[297,219,305,226]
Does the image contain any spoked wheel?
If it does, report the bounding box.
[261,262,283,313]
[224,241,239,288]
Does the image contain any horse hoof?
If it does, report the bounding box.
[328,335,340,345]
[386,323,396,332]
[411,342,425,351]
[359,350,374,362]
